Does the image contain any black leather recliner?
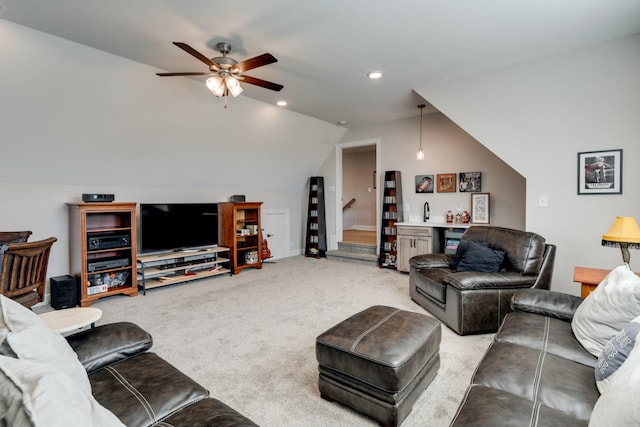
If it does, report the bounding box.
[409,226,556,335]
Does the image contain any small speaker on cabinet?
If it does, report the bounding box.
[230,195,246,202]
[50,275,78,310]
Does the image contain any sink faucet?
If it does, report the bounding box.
[423,201,430,222]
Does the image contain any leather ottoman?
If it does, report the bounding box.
[316,306,441,426]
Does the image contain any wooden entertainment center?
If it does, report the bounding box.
[68,201,263,306]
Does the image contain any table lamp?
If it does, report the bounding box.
[602,216,640,265]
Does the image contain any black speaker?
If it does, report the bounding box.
[50,275,78,310]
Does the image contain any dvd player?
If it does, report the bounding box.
[88,258,130,272]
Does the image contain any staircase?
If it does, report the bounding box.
[326,241,378,266]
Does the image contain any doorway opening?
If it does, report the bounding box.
[335,139,381,252]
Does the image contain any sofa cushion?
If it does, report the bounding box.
[0,295,91,395]
[159,398,258,426]
[450,385,588,427]
[455,240,505,273]
[472,341,599,421]
[595,314,640,394]
[496,312,596,368]
[449,240,489,270]
[89,352,209,427]
[571,264,640,357]
[589,340,640,426]
[0,354,125,427]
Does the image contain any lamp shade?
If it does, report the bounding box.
[602,217,640,245]
[602,216,640,265]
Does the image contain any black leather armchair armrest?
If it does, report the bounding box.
[66,322,153,373]
[510,289,583,321]
[409,253,451,269]
[445,271,537,290]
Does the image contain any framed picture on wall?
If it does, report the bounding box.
[436,173,456,193]
[577,149,622,195]
[459,172,481,192]
[471,193,490,224]
[415,175,434,193]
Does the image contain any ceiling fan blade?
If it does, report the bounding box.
[172,42,218,69]
[237,75,284,92]
[156,72,210,76]
[232,53,277,73]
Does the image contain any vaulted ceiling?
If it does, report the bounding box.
[2,0,639,127]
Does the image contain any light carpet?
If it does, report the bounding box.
[93,256,493,426]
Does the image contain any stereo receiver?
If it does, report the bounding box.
[88,234,130,250]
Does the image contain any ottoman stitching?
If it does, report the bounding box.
[350,308,402,352]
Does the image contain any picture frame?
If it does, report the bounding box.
[415,175,434,193]
[436,173,456,193]
[459,171,481,192]
[577,149,622,195]
[470,193,490,224]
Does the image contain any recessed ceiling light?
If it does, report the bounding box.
[338,120,347,125]
[368,71,382,79]
[276,100,287,107]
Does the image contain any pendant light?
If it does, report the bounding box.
[417,104,425,160]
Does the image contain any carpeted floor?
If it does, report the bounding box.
[92,256,493,426]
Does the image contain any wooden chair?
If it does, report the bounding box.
[0,231,32,244]
[0,237,57,308]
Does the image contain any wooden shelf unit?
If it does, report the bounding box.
[137,247,230,294]
[67,202,138,307]
[305,176,327,258]
[379,171,403,269]
[218,202,263,274]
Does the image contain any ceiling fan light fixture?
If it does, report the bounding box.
[226,76,243,97]
[206,75,225,97]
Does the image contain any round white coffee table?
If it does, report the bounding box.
[39,307,102,333]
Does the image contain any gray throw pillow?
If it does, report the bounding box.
[455,240,505,273]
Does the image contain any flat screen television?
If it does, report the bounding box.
[139,203,218,254]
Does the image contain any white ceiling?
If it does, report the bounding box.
[2,0,639,127]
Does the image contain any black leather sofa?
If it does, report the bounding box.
[409,226,556,335]
[450,289,597,426]
[66,322,258,427]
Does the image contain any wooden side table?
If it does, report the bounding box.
[573,266,640,298]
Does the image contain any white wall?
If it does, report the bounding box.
[344,113,526,227]
[317,112,526,250]
[417,34,640,295]
[0,20,345,298]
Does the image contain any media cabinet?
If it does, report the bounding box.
[218,202,263,274]
[67,202,139,307]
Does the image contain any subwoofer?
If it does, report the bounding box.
[50,275,78,310]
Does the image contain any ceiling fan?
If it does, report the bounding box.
[157,42,283,101]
